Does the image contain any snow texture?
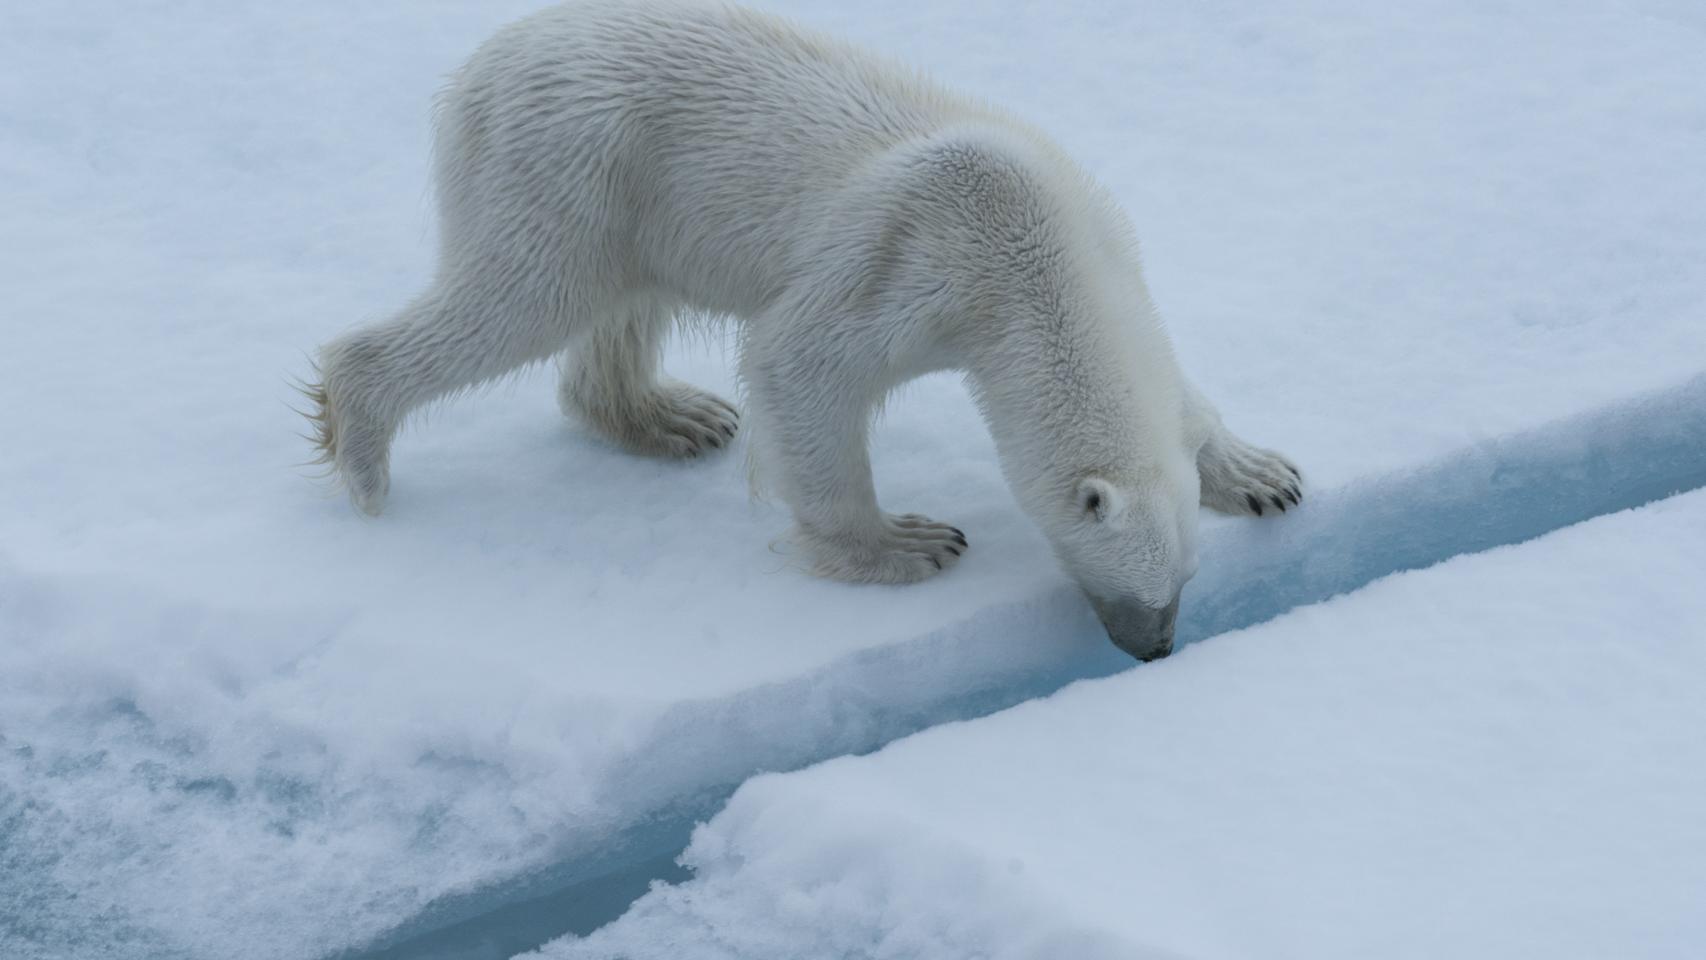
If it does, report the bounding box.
[546,488,1706,960]
[3,0,1705,957]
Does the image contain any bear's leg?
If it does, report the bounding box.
[311,280,570,515]
[557,295,739,458]
[1184,381,1302,517]
[743,319,967,584]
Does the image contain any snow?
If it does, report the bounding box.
[545,488,1706,960]
[3,0,1705,957]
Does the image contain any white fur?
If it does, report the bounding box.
[307,0,1300,633]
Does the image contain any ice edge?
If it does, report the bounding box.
[341,372,1706,960]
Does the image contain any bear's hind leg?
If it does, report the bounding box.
[558,295,738,458]
[311,281,571,514]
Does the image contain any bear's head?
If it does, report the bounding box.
[1042,455,1200,662]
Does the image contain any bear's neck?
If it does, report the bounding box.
[964,307,1184,505]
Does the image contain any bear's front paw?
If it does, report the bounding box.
[567,382,739,459]
[800,513,968,584]
[1198,434,1302,518]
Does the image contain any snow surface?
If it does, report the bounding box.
[3,0,1706,957]
[546,488,1706,960]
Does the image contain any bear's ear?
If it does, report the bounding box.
[1077,476,1124,523]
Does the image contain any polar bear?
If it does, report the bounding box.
[305,0,1301,660]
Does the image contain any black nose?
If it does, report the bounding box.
[1089,594,1179,662]
[1131,638,1174,662]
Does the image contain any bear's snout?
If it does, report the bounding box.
[1090,594,1179,662]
